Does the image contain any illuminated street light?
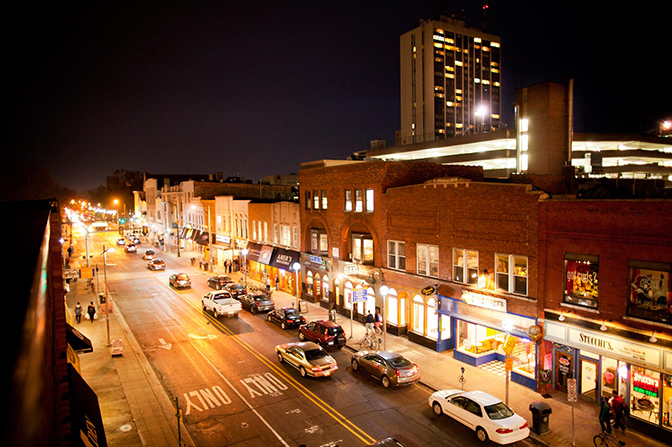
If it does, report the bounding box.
[379,285,389,350]
[292,262,301,308]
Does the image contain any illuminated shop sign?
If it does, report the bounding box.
[633,370,660,397]
[461,291,507,313]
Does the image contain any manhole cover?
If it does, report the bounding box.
[120,424,133,432]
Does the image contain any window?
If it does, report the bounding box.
[252,220,256,240]
[365,189,374,212]
[388,241,406,271]
[563,253,598,307]
[280,224,290,247]
[496,254,528,296]
[351,233,373,264]
[313,190,319,210]
[453,249,478,284]
[412,295,425,335]
[273,223,279,244]
[627,260,671,324]
[305,191,311,210]
[355,189,363,212]
[321,190,327,210]
[311,229,328,254]
[319,234,328,253]
[417,244,439,277]
[292,225,298,249]
[344,190,352,212]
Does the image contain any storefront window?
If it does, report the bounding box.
[387,289,398,325]
[663,374,672,431]
[322,276,329,301]
[563,253,599,308]
[439,315,451,340]
[457,321,505,355]
[412,295,425,335]
[365,287,375,316]
[630,366,661,425]
[314,273,321,298]
[426,298,438,339]
[344,281,353,310]
[626,260,671,324]
[306,271,313,295]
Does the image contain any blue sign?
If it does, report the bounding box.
[352,289,368,303]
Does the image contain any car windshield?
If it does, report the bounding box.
[388,356,413,368]
[146,250,154,255]
[285,308,299,316]
[485,402,515,420]
[304,348,328,361]
[253,296,269,302]
[230,284,244,289]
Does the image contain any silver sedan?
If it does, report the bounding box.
[351,351,420,388]
[275,342,338,378]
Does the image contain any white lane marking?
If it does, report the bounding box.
[240,373,287,398]
[183,386,233,415]
[188,333,217,340]
[158,338,172,350]
[190,344,291,447]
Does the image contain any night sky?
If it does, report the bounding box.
[7,1,670,192]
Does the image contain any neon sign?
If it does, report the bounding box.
[633,370,659,397]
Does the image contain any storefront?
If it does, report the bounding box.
[301,254,332,305]
[438,293,538,390]
[544,320,672,441]
[246,242,299,295]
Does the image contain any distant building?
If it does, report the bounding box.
[400,14,502,144]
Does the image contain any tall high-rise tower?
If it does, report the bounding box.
[400,14,501,145]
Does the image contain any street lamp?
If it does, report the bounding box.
[379,285,389,350]
[292,262,301,308]
[241,248,248,288]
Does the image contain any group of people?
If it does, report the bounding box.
[365,309,384,335]
[599,389,627,434]
[74,301,97,324]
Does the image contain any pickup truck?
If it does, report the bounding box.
[202,291,242,318]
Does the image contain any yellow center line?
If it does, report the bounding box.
[176,290,377,445]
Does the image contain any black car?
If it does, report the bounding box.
[207,275,234,290]
[224,283,247,298]
[267,307,306,330]
[240,293,275,314]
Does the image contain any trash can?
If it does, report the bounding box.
[529,401,552,435]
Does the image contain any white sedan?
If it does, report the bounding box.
[429,389,529,444]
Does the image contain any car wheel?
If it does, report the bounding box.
[267,314,272,321]
[299,367,307,377]
[251,306,257,314]
[277,352,284,363]
[351,359,359,371]
[476,427,489,443]
[381,375,391,388]
[432,402,443,417]
[298,331,305,341]
[202,303,207,311]
[281,321,287,330]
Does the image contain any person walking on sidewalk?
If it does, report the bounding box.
[87,301,96,323]
[275,275,279,291]
[609,390,627,433]
[374,308,382,334]
[599,396,612,434]
[75,302,82,324]
[365,311,375,335]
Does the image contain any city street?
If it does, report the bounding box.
[68,228,532,447]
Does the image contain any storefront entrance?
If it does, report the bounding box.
[555,348,574,393]
[580,358,599,403]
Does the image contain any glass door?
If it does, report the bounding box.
[580,358,598,403]
[555,350,574,392]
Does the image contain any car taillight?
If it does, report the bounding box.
[520,422,528,429]
[496,428,513,434]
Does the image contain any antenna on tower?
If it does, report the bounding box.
[483,1,489,31]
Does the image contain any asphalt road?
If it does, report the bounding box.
[89,230,529,447]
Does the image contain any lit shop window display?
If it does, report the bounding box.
[663,374,672,430]
[563,254,599,309]
[630,366,661,425]
[626,261,671,324]
[601,358,628,401]
[456,321,535,378]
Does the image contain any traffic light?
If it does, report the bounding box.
[119,218,126,224]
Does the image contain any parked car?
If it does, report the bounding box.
[275,342,338,378]
[131,236,141,244]
[369,439,407,447]
[224,283,247,298]
[124,244,137,253]
[267,307,306,329]
[201,291,241,318]
[351,351,420,388]
[116,237,126,245]
[207,275,234,290]
[428,389,530,444]
[142,249,156,260]
[298,320,346,349]
[239,293,275,314]
[169,273,191,288]
[147,259,165,270]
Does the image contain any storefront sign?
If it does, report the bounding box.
[567,378,578,402]
[270,248,300,271]
[421,285,436,296]
[344,263,358,274]
[633,370,660,397]
[565,327,662,369]
[216,235,231,244]
[258,245,274,265]
[461,291,507,313]
[527,325,543,342]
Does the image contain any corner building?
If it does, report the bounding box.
[299,159,543,391]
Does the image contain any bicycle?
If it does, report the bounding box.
[593,430,625,447]
[86,278,95,293]
[359,332,381,351]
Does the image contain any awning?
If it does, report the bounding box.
[195,231,211,246]
[270,248,300,271]
[245,242,262,262]
[191,229,201,241]
[66,323,93,353]
[69,364,108,447]
[180,227,188,239]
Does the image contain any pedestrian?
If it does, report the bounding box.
[365,310,375,335]
[599,396,612,434]
[87,301,96,324]
[374,308,382,333]
[275,275,279,290]
[75,302,82,324]
[609,390,627,433]
[266,276,271,294]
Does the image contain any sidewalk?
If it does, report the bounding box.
[67,244,665,447]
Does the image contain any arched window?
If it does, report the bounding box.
[314,273,321,298]
[412,294,425,335]
[386,288,398,325]
[334,278,340,306]
[399,292,408,327]
[344,281,353,310]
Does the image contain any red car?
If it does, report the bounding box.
[298,320,346,349]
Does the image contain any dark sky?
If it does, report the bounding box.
[8,1,670,192]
